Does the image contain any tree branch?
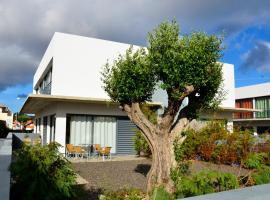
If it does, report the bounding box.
[122,103,155,143]
[160,85,195,132]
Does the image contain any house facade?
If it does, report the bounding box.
[0,103,13,129]
[21,32,237,154]
[234,82,270,135]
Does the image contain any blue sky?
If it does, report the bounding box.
[0,0,269,112]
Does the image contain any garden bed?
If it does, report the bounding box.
[72,158,251,199]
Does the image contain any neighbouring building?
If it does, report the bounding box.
[234,82,270,135]
[20,32,238,154]
[0,103,13,129]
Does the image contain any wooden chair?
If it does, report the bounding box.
[66,144,76,158]
[100,146,112,161]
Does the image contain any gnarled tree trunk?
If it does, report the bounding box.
[147,134,177,193]
[123,102,190,195]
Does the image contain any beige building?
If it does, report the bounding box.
[0,104,13,129]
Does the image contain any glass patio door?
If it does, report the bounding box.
[69,115,116,153]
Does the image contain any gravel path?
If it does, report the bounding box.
[72,159,151,199]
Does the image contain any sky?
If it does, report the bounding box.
[0,0,270,112]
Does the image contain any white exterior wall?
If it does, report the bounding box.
[33,32,140,98]
[236,82,270,100]
[34,32,235,108]
[220,63,235,108]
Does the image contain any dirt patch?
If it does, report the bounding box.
[190,160,250,177]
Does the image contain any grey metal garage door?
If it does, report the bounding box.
[116,118,137,154]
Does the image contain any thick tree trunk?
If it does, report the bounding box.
[122,103,189,196]
[147,134,177,194]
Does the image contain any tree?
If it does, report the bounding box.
[102,20,223,195]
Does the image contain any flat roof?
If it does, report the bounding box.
[20,94,162,114]
[236,82,270,99]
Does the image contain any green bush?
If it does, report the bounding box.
[10,142,77,200]
[132,104,157,156]
[152,186,174,200]
[174,170,239,198]
[102,188,145,200]
[133,130,151,156]
[252,166,270,185]
[244,153,264,169]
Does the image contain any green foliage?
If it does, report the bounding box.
[102,19,223,118]
[148,20,224,117]
[0,120,10,138]
[102,188,145,200]
[17,114,33,123]
[133,130,151,156]
[133,104,157,156]
[102,47,155,104]
[252,166,270,185]
[244,153,264,169]
[152,186,174,200]
[174,170,239,198]
[10,143,77,200]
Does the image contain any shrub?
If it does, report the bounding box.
[10,142,77,200]
[174,121,257,165]
[244,153,264,169]
[252,166,270,185]
[152,186,174,200]
[133,130,151,156]
[102,188,145,200]
[174,170,239,198]
[132,104,157,156]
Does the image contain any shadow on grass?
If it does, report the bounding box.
[134,164,151,177]
[74,185,104,200]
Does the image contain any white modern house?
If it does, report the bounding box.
[21,32,239,154]
[234,82,270,135]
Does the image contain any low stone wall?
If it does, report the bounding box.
[12,133,41,151]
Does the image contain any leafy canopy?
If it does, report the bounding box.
[102,20,223,118]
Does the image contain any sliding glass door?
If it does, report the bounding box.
[255,97,270,118]
[93,117,116,152]
[69,115,116,153]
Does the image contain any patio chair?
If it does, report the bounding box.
[66,144,76,158]
[100,146,112,161]
[74,146,87,159]
[94,144,102,158]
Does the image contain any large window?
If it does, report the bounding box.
[67,115,116,153]
[255,96,270,118]
[38,68,52,95]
